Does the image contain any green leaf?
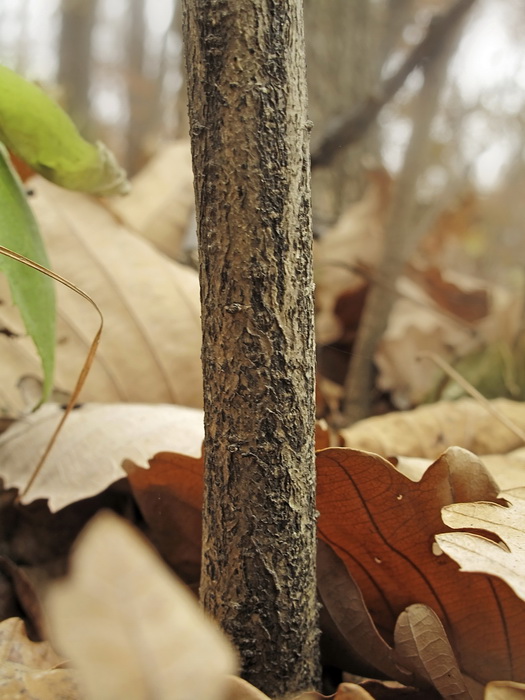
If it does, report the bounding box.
[0,64,129,196]
[0,144,55,403]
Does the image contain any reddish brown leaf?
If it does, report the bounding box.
[316,447,525,686]
[126,425,333,586]
[394,604,470,700]
[317,539,416,685]
[125,452,203,589]
[406,265,488,324]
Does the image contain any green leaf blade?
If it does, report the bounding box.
[0,145,56,404]
[0,64,129,196]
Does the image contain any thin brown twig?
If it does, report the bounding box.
[0,245,104,501]
[418,351,525,444]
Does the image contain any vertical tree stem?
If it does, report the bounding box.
[182,1,320,696]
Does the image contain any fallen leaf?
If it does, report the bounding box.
[0,176,202,415]
[107,140,194,259]
[316,446,525,686]
[0,402,204,510]
[0,617,81,699]
[125,451,204,588]
[339,399,525,460]
[318,539,415,683]
[46,512,236,700]
[481,449,525,491]
[434,341,525,403]
[406,265,488,324]
[438,488,525,603]
[0,617,61,668]
[485,681,525,700]
[352,680,434,700]
[376,275,520,408]
[318,542,471,699]
[315,168,391,345]
[224,675,272,700]
[394,604,470,700]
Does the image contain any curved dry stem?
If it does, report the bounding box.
[418,351,525,445]
[0,244,103,500]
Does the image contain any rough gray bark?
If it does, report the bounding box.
[182,0,320,697]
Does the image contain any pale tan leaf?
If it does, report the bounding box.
[481,449,525,491]
[438,488,525,602]
[394,604,471,700]
[0,175,202,415]
[339,399,525,460]
[0,663,81,699]
[0,617,81,699]
[0,617,62,667]
[224,676,272,700]
[332,684,379,699]
[0,403,204,510]
[485,681,525,700]
[106,140,195,259]
[46,512,237,700]
[376,275,520,408]
[314,168,391,345]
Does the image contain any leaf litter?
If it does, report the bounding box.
[0,148,524,698]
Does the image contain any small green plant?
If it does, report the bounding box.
[0,65,129,404]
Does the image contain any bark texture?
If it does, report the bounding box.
[182,1,320,696]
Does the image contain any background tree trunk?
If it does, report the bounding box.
[343,0,476,424]
[58,0,97,135]
[182,0,320,696]
[304,0,382,227]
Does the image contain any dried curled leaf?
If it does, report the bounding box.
[0,403,204,511]
[316,446,525,687]
[394,604,470,700]
[339,398,525,459]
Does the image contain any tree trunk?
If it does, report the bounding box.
[58,0,97,135]
[304,0,382,225]
[182,1,320,696]
[343,0,476,424]
[125,0,148,175]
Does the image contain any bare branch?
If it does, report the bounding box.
[310,0,477,169]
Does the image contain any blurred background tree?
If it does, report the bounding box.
[2,0,525,421]
[1,0,523,261]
